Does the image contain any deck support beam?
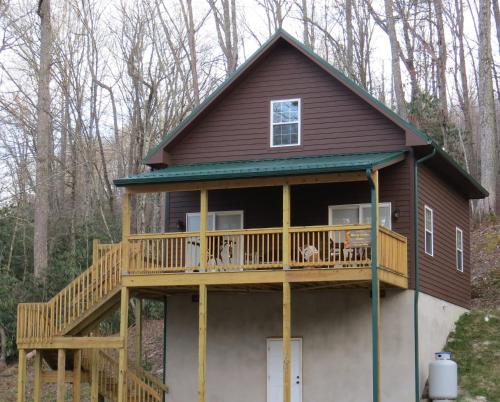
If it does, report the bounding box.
[33,350,42,402]
[73,350,82,402]
[90,350,99,402]
[367,169,381,402]
[57,349,66,402]
[282,282,292,402]
[17,349,26,402]
[135,298,143,369]
[282,185,291,269]
[198,284,207,402]
[199,190,208,271]
[118,287,129,402]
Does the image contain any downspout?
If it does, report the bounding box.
[413,147,436,402]
[163,296,167,402]
[366,168,379,402]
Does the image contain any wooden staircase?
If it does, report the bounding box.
[17,242,123,345]
[81,350,167,402]
[16,242,167,402]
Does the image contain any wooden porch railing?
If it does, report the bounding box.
[378,227,408,276]
[125,224,408,276]
[81,349,167,402]
[290,224,372,268]
[17,242,122,345]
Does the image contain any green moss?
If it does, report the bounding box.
[446,310,500,400]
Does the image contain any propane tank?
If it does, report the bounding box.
[429,352,458,400]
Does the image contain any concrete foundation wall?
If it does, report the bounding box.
[164,289,466,402]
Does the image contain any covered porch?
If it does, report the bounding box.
[115,151,409,402]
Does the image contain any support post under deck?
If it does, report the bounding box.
[198,284,207,402]
[56,349,66,402]
[17,349,26,402]
[283,281,292,402]
[33,350,42,402]
[118,287,129,402]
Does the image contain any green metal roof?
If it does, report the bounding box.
[114,151,405,187]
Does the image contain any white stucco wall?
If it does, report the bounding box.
[164,289,466,402]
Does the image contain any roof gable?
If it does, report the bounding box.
[145,30,430,166]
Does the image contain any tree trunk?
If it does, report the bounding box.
[435,0,449,149]
[478,0,498,215]
[384,0,406,119]
[0,326,6,370]
[492,0,500,54]
[345,0,354,79]
[181,0,200,104]
[34,0,52,278]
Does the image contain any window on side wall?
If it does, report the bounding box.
[456,227,463,272]
[270,99,300,147]
[424,205,434,256]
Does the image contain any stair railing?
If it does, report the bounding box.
[17,242,122,346]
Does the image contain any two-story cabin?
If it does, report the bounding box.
[16,31,487,402]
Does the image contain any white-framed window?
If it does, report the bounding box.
[270,99,301,147]
[424,205,434,256]
[328,203,392,229]
[456,227,463,272]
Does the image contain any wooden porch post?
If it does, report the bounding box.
[17,349,26,402]
[90,349,99,402]
[199,190,208,270]
[56,349,66,402]
[73,350,82,402]
[282,185,291,269]
[135,298,142,369]
[283,281,291,402]
[122,191,131,274]
[198,284,207,402]
[118,286,129,402]
[33,350,42,402]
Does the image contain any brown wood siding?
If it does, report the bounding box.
[166,160,413,278]
[166,42,406,164]
[418,164,471,308]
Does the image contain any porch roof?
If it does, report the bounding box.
[114,151,405,187]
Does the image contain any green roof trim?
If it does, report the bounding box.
[116,151,405,187]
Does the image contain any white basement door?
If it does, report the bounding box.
[267,338,302,402]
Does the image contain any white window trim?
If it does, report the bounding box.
[328,202,392,229]
[456,227,464,272]
[270,98,301,148]
[186,210,244,231]
[424,205,434,256]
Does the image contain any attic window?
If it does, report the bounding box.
[270,99,301,147]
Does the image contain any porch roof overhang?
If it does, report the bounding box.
[114,151,405,190]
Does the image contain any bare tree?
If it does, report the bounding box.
[384,0,407,118]
[434,0,449,148]
[34,0,52,278]
[477,0,498,215]
[208,0,239,74]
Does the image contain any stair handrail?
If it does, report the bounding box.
[17,241,122,345]
[82,349,168,402]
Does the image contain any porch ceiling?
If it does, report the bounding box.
[114,151,405,188]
